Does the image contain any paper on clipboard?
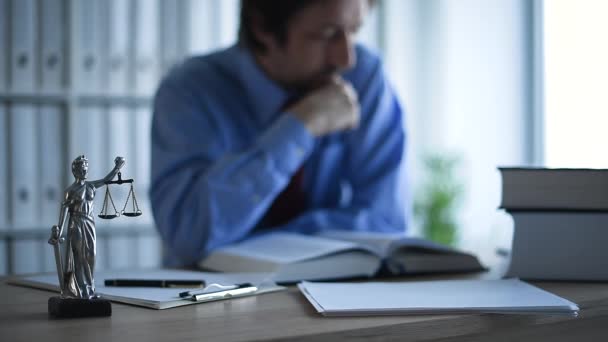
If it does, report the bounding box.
[10,269,285,309]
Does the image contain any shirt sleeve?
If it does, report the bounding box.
[150,77,314,265]
[278,59,408,236]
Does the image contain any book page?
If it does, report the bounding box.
[316,230,484,275]
[315,230,406,257]
[216,232,378,263]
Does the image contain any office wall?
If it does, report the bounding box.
[382,0,534,261]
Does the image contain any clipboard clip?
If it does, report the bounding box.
[179,283,258,302]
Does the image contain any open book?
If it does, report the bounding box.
[199,231,485,283]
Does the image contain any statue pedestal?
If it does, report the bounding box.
[48,296,112,318]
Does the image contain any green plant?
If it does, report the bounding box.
[414,153,464,246]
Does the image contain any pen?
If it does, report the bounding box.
[104,279,206,288]
[190,283,258,302]
[179,283,252,298]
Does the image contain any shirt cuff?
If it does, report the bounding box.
[257,113,315,175]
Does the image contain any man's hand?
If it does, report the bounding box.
[288,78,360,137]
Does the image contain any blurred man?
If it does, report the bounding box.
[152,0,408,267]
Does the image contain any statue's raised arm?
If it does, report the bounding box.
[90,156,126,189]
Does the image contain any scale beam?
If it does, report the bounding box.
[104,172,133,185]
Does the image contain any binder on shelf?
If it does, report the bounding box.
[133,106,153,225]
[38,105,65,226]
[187,0,216,54]
[0,104,8,229]
[41,239,57,273]
[217,0,239,47]
[68,106,107,182]
[134,0,160,96]
[12,240,40,275]
[39,0,66,93]
[160,0,185,73]
[9,104,39,228]
[137,235,162,269]
[106,105,134,214]
[10,0,37,93]
[106,105,136,268]
[0,0,7,92]
[108,235,135,270]
[0,240,7,275]
[106,0,131,95]
[72,0,105,94]
[95,236,109,271]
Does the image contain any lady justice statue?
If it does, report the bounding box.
[47,155,125,316]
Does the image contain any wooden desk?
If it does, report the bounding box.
[1,274,608,342]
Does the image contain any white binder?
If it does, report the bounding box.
[68,106,107,182]
[38,105,65,227]
[95,236,108,271]
[72,0,105,94]
[106,105,135,268]
[9,104,38,228]
[217,0,239,47]
[0,0,7,91]
[0,104,8,229]
[132,103,161,267]
[160,0,184,73]
[108,235,134,269]
[187,0,215,54]
[41,239,57,273]
[10,0,37,92]
[12,240,40,274]
[0,240,7,275]
[134,0,160,96]
[40,0,66,93]
[137,235,162,268]
[106,105,134,211]
[107,0,131,95]
[133,107,153,225]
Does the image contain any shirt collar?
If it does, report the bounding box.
[228,44,290,126]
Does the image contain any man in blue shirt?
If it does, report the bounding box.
[152,0,408,267]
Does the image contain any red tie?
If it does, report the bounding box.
[259,96,308,227]
[262,167,307,228]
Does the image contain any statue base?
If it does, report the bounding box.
[48,296,112,318]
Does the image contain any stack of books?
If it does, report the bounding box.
[499,167,608,281]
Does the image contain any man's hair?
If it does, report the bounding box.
[239,0,375,52]
[239,0,322,52]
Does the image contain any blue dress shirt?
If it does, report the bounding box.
[151,44,408,267]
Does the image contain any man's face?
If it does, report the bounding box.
[257,0,368,91]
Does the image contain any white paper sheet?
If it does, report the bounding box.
[298,279,578,316]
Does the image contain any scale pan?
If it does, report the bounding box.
[122,211,142,217]
[98,214,119,219]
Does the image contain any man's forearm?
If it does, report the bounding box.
[151,114,315,264]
